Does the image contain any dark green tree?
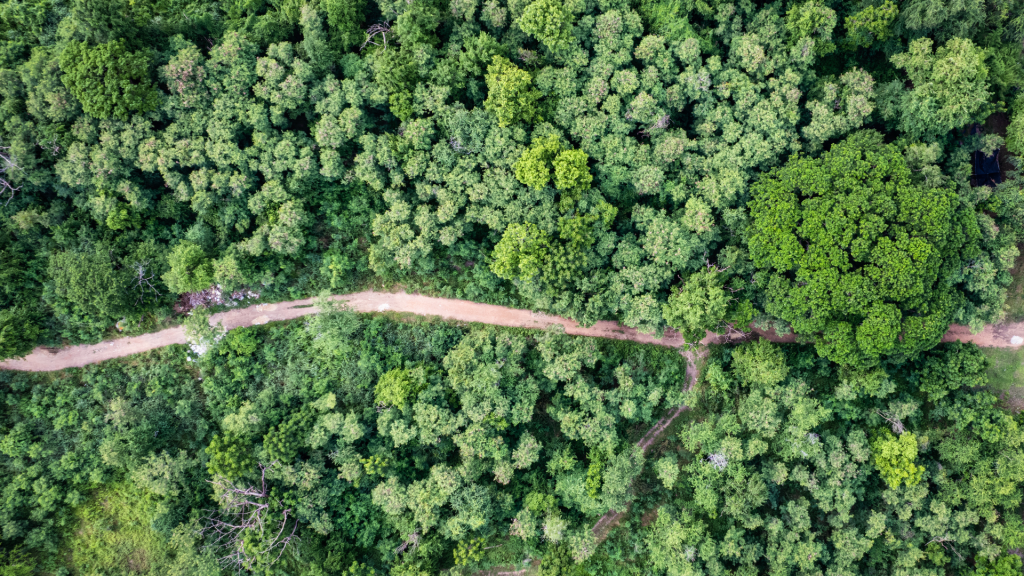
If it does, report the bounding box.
[59,39,159,120]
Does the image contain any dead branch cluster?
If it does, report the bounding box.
[876,410,906,434]
[361,22,392,51]
[200,462,299,572]
[129,261,161,304]
[0,144,22,207]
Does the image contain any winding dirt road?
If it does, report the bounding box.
[2,290,1023,372]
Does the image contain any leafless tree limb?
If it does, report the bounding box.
[0,144,23,207]
[395,530,420,554]
[129,261,161,304]
[927,535,963,562]
[876,410,906,434]
[37,136,60,157]
[361,21,392,51]
[200,462,299,572]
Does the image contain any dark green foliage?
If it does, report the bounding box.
[0,308,39,359]
[47,248,128,323]
[59,40,159,120]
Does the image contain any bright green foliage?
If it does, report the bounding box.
[655,455,679,489]
[514,135,562,190]
[552,149,592,194]
[374,367,426,411]
[844,1,898,48]
[206,432,255,480]
[59,40,159,121]
[452,537,484,565]
[785,0,837,55]
[730,339,789,387]
[162,242,214,294]
[513,135,592,206]
[749,133,969,366]
[519,0,575,53]
[884,37,991,139]
[484,56,540,127]
[870,431,925,489]
[491,222,551,281]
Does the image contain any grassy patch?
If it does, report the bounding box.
[983,347,1024,394]
[1003,244,1024,322]
[60,483,171,575]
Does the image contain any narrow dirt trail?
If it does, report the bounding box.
[2,290,1023,372]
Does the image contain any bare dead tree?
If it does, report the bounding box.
[395,530,420,554]
[200,462,299,572]
[129,261,161,304]
[876,410,906,434]
[37,136,61,157]
[0,143,23,207]
[927,536,963,562]
[361,21,392,51]
[706,453,728,471]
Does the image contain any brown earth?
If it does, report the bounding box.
[2,290,1023,372]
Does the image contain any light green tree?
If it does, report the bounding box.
[514,135,561,190]
[552,149,592,194]
[882,37,991,139]
[662,269,752,343]
[490,222,551,282]
[518,0,575,52]
[843,1,898,48]
[162,242,214,294]
[785,0,837,55]
[484,56,540,127]
[374,367,427,412]
[870,430,925,489]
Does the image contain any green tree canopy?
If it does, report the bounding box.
[749,131,974,366]
[59,39,159,120]
[484,56,540,127]
[881,37,991,139]
[162,242,214,295]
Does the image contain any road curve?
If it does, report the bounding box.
[2,290,1023,372]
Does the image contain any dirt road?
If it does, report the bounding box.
[2,290,1023,372]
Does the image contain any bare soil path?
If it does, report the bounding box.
[3,290,1023,372]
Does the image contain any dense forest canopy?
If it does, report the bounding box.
[2,311,1024,575]
[3,0,1024,573]
[0,0,1021,360]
